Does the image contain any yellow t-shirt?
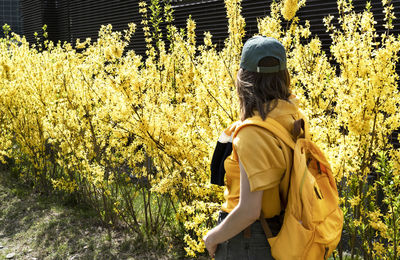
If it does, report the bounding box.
[221,97,308,218]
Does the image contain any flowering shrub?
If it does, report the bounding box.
[1,0,400,257]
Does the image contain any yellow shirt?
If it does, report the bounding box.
[221,97,308,218]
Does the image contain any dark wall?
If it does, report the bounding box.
[20,0,43,42]
[20,0,147,52]
[1,0,23,35]
[67,0,144,51]
[20,0,400,54]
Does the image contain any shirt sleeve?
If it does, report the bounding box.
[233,125,286,192]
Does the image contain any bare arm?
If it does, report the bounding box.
[203,161,263,257]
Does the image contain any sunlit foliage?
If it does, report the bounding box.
[1,0,399,257]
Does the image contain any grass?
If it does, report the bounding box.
[0,168,199,259]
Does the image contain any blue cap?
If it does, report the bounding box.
[240,36,287,73]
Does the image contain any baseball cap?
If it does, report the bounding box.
[240,36,287,73]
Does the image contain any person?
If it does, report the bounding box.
[203,36,308,259]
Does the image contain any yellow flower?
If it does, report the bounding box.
[1,0,400,257]
[308,38,321,54]
[203,31,213,47]
[104,46,113,60]
[1,62,10,73]
[348,196,361,207]
[281,0,298,21]
[75,39,86,49]
[111,45,123,58]
[373,242,385,258]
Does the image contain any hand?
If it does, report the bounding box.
[203,233,218,259]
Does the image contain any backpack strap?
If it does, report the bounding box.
[233,117,303,240]
[293,118,305,139]
[233,117,296,150]
[260,211,274,238]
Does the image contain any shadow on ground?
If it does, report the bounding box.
[0,170,178,259]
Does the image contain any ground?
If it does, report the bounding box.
[0,169,352,260]
[0,170,201,260]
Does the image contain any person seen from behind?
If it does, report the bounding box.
[203,36,309,259]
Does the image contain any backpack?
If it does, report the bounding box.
[233,117,343,260]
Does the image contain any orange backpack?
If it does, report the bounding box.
[234,117,343,260]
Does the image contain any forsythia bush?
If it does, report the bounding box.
[1,0,399,258]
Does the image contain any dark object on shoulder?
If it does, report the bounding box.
[210,140,232,186]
